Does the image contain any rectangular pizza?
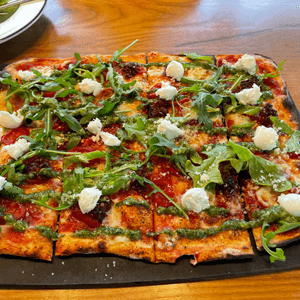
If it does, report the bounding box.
[0,41,300,265]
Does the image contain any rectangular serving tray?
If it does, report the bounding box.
[1,60,300,288]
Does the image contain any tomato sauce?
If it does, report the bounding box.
[0,199,43,226]
[1,127,30,145]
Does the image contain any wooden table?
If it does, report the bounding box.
[1,0,300,299]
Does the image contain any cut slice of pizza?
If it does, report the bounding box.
[216,54,299,144]
[55,151,155,262]
[145,155,253,264]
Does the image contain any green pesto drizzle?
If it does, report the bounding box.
[72,226,142,241]
[35,225,60,241]
[116,197,150,209]
[148,207,298,240]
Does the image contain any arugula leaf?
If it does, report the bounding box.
[260,60,286,79]
[186,145,236,188]
[183,52,213,64]
[261,223,285,263]
[64,150,107,168]
[270,116,294,135]
[110,39,138,63]
[54,88,78,98]
[228,140,253,162]
[285,131,300,153]
[32,195,73,211]
[74,52,82,63]
[249,155,292,192]
[55,108,84,133]
[191,92,224,130]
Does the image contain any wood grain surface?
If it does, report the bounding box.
[1,0,300,299]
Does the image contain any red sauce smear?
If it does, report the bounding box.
[0,199,43,226]
[1,127,30,145]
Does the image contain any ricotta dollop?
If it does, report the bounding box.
[234,84,262,105]
[278,194,300,217]
[100,132,121,147]
[157,119,184,140]
[181,188,210,213]
[3,138,31,160]
[87,118,103,135]
[155,82,177,100]
[0,176,7,191]
[78,187,102,214]
[233,54,257,75]
[0,111,24,128]
[78,79,103,96]
[18,70,36,81]
[166,60,184,81]
[253,125,278,151]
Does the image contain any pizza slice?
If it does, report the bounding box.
[145,155,253,264]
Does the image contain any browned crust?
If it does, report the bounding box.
[0,227,54,261]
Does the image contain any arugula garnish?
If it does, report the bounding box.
[109,39,138,63]
[228,140,292,192]
[182,52,213,65]
[260,60,286,79]
[191,92,224,130]
[261,220,300,263]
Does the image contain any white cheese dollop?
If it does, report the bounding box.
[78,79,103,96]
[3,138,31,160]
[18,70,36,81]
[100,132,121,147]
[233,54,257,75]
[278,194,300,217]
[0,176,7,191]
[235,84,262,105]
[87,118,102,135]
[37,66,53,77]
[181,188,210,213]
[78,187,102,214]
[155,82,177,100]
[166,60,184,81]
[157,119,184,140]
[253,125,279,151]
[0,110,24,128]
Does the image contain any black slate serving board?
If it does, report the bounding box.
[1,59,300,288]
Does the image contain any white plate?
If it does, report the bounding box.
[0,0,47,44]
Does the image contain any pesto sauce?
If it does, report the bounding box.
[116,197,150,209]
[11,168,60,186]
[2,214,28,232]
[35,225,60,241]
[15,190,61,203]
[156,206,186,216]
[148,207,298,240]
[73,226,142,241]
[156,205,229,217]
[229,125,254,137]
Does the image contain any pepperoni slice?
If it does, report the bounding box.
[1,127,30,145]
